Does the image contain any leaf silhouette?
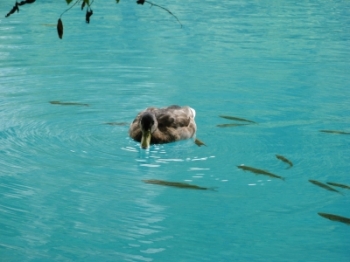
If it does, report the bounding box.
[57,18,63,39]
[18,0,36,6]
[5,4,19,18]
[5,0,36,18]
[86,9,93,23]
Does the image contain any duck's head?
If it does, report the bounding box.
[140,112,158,149]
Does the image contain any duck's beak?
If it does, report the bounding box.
[141,130,151,149]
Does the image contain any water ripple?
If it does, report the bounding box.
[1,0,350,261]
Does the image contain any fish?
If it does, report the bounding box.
[319,130,350,135]
[142,179,216,191]
[308,180,342,194]
[237,165,285,181]
[104,122,129,126]
[326,182,350,190]
[276,154,293,168]
[216,123,249,128]
[318,212,350,225]
[194,138,206,147]
[219,115,256,124]
[49,101,89,107]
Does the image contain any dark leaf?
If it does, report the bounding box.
[57,18,63,39]
[5,4,19,18]
[18,0,36,5]
[86,9,93,23]
[137,0,145,5]
[66,0,73,4]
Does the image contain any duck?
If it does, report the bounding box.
[129,105,197,149]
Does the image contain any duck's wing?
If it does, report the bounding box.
[156,106,194,130]
[154,106,197,141]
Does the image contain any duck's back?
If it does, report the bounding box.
[156,106,195,130]
[153,105,196,143]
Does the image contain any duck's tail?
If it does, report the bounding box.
[190,107,196,118]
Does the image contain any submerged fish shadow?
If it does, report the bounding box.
[308,179,344,195]
[142,179,217,191]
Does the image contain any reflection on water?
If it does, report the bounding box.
[1,0,350,261]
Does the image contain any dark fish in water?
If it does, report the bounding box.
[50,101,89,107]
[237,165,285,181]
[319,130,350,135]
[216,123,249,128]
[219,115,256,124]
[194,138,206,147]
[308,180,342,194]
[326,182,350,190]
[318,212,350,225]
[142,179,215,191]
[105,122,129,126]
[276,154,293,168]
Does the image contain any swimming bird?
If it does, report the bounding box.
[129,105,197,149]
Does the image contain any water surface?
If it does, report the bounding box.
[1,0,350,261]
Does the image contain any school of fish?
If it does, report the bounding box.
[46,106,350,226]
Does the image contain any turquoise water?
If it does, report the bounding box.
[1,0,350,261]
